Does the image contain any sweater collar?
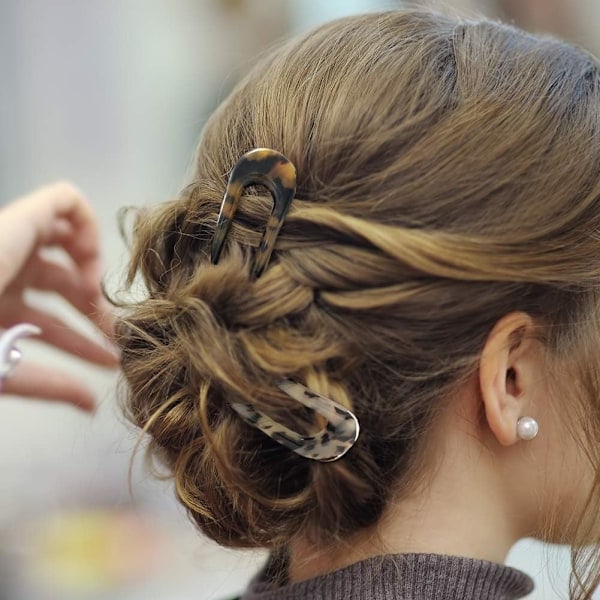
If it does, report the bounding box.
[241,553,534,600]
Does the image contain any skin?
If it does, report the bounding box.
[289,312,592,581]
[0,181,118,412]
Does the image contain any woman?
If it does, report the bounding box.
[116,10,600,599]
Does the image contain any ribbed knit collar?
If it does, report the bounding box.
[241,553,534,600]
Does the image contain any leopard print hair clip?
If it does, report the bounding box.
[231,379,360,462]
[210,148,360,462]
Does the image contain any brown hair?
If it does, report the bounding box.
[116,10,600,598]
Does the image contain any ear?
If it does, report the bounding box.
[479,312,541,446]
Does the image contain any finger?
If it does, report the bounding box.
[27,255,117,339]
[38,183,103,290]
[2,361,96,412]
[0,182,102,293]
[90,295,118,342]
[13,306,119,367]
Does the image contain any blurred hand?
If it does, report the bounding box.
[0,181,119,412]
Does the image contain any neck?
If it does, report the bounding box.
[288,400,526,583]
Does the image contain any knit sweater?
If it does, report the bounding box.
[240,554,534,600]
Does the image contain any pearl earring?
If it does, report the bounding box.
[516,416,539,441]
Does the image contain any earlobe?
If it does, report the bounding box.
[478,312,538,446]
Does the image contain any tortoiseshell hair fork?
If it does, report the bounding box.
[231,379,360,462]
[210,148,297,279]
[209,149,360,462]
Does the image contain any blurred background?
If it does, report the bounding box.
[1,1,599,598]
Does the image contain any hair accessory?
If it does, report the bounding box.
[230,379,360,462]
[516,416,539,441]
[211,148,297,279]
[212,150,358,460]
[0,323,41,387]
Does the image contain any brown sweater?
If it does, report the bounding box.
[240,553,534,600]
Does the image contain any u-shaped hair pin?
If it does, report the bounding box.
[231,379,360,462]
[211,148,297,279]
[210,148,360,462]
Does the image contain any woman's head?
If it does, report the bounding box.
[116,9,600,596]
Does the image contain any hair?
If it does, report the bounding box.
[115,9,600,599]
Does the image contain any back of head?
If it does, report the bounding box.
[116,7,600,591]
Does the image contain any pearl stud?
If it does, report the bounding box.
[516,416,539,441]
